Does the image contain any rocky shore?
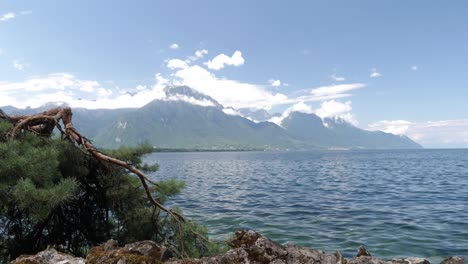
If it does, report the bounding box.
[12,230,465,264]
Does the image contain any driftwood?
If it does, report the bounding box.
[0,107,185,222]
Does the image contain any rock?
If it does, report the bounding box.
[86,240,167,264]
[392,257,431,264]
[11,230,458,264]
[167,248,250,264]
[229,229,262,248]
[440,256,465,264]
[124,241,166,259]
[284,244,337,264]
[347,256,392,264]
[336,250,347,264]
[11,247,85,264]
[356,245,372,257]
[169,230,338,264]
[103,239,119,251]
[402,257,431,264]
[235,230,288,262]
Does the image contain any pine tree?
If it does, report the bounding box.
[0,117,215,262]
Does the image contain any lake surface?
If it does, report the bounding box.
[145,150,468,262]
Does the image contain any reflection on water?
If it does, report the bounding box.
[145,149,468,262]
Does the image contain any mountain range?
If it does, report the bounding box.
[1,86,422,150]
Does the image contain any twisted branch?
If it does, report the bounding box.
[0,107,185,222]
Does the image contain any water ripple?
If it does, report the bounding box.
[146,149,468,263]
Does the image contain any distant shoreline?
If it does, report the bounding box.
[152,148,262,153]
[150,148,468,153]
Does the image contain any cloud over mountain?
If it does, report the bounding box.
[368,119,468,148]
[0,49,368,126]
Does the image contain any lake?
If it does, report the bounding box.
[144,149,468,262]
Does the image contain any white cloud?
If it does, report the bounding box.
[79,86,94,93]
[167,54,364,111]
[269,116,286,126]
[368,119,468,148]
[1,11,31,22]
[204,51,245,70]
[0,50,363,122]
[310,83,365,97]
[1,76,155,109]
[187,49,209,62]
[411,65,418,71]
[269,102,314,126]
[331,74,346,82]
[370,68,382,78]
[0,73,100,93]
[269,79,281,87]
[165,94,217,107]
[291,102,314,114]
[370,72,382,78]
[315,100,357,125]
[97,88,113,97]
[195,49,208,58]
[222,108,242,116]
[1,50,366,112]
[0,72,223,110]
[13,60,29,71]
[172,65,287,109]
[69,73,170,109]
[0,73,105,108]
[169,43,179,50]
[0,12,16,21]
[166,59,188,70]
[367,120,412,135]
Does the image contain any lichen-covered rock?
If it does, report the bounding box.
[86,240,167,264]
[283,244,336,264]
[11,247,85,264]
[392,257,431,264]
[440,256,465,264]
[349,256,433,264]
[168,230,339,264]
[124,241,167,260]
[167,248,250,264]
[10,230,458,264]
[234,230,288,262]
[347,256,393,264]
[103,239,119,251]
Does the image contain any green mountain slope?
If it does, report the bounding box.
[0,86,423,150]
[93,100,301,149]
[280,112,422,149]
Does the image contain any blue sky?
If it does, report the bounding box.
[1,1,467,147]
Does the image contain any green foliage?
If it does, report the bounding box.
[155,207,213,259]
[14,177,78,222]
[106,143,155,170]
[0,121,12,141]
[156,179,185,204]
[0,122,216,262]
